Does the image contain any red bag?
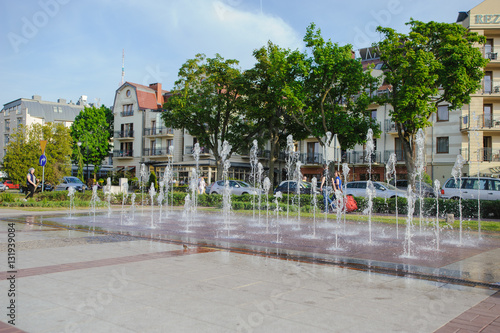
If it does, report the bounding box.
[345,195,357,213]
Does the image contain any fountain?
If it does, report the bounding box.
[120,182,129,225]
[451,154,466,245]
[104,177,112,218]
[415,129,425,231]
[294,160,303,227]
[67,186,76,218]
[403,185,416,258]
[192,143,201,213]
[250,140,259,220]
[434,179,441,251]
[285,135,295,223]
[385,153,398,238]
[311,177,318,237]
[257,162,264,224]
[364,129,375,243]
[89,184,101,228]
[157,181,165,224]
[140,163,150,214]
[263,177,271,233]
[274,191,282,243]
[221,141,232,236]
[149,183,156,229]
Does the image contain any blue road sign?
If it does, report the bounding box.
[39,154,47,167]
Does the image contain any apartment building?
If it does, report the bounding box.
[0,95,85,163]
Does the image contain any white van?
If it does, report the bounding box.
[440,177,500,200]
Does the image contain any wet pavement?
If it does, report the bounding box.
[0,207,499,332]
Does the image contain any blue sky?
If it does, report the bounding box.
[0,0,483,107]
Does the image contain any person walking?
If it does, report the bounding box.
[198,177,206,194]
[25,167,36,200]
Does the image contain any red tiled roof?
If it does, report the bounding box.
[125,82,161,109]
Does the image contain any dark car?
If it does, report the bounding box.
[274,180,314,195]
[391,180,438,198]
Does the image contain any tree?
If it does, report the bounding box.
[162,53,260,180]
[242,41,309,191]
[70,105,112,181]
[285,23,380,151]
[3,123,73,185]
[375,19,488,181]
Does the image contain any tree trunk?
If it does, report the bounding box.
[397,123,416,189]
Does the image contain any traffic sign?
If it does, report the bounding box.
[39,154,47,167]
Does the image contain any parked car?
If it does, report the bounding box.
[440,177,500,200]
[0,183,7,192]
[391,180,438,198]
[209,180,260,195]
[55,176,87,192]
[345,181,407,199]
[205,183,214,194]
[3,180,19,190]
[274,180,315,194]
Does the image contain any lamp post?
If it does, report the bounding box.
[77,141,83,180]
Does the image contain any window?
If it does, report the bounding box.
[53,106,58,113]
[437,105,449,122]
[17,118,22,127]
[370,110,377,120]
[484,104,493,128]
[484,71,492,93]
[4,134,9,144]
[436,137,449,154]
[5,119,10,131]
[15,106,21,115]
[122,104,133,116]
[126,89,131,97]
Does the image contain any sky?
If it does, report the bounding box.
[0,0,484,107]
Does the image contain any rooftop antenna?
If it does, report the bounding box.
[120,49,125,86]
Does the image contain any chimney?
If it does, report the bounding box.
[149,83,163,105]
[58,98,66,104]
[32,95,42,101]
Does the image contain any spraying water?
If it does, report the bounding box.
[104,177,112,218]
[311,177,318,237]
[250,140,259,220]
[192,143,201,213]
[365,129,374,242]
[274,191,282,243]
[452,154,466,245]
[221,141,232,236]
[68,186,76,219]
[157,181,165,224]
[415,129,425,231]
[120,182,129,225]
[364,180,376,244]
[149,183,156,229]
[342,163,350,231]
[89,184,101,229]
[140,164,150,215]
[263,177,271,233]
[285,135,295,223]
[434,179,441,251]
[294,160,303,228]
[403,185,416,258]
[257,162,264,224]
[385,153,399,238]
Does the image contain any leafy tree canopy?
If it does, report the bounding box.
[3,123,72,185]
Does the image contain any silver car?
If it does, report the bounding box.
[0,183,6,192]
[55,176,87,192]
[345,181,407,199]
[440,177,500,200]
[209,180,260,195]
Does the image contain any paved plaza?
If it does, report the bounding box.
[1,208,499,332]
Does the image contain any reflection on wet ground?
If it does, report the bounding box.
[5,209,500,288]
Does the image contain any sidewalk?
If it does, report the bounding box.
[0,209,499,332]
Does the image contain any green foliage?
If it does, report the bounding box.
[0,192,15,203]
[3,123,72,185]
[70,105,112,179]
[375,20,488,176]
[148,171,158,191]
[284,23,381,150]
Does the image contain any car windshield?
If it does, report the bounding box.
[236,181,250,188]
[381,182,398,190]
[66,177,83,184]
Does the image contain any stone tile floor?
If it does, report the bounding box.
[0,209,499,332]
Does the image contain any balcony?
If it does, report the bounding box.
[184,146,211,155]
[383,150,404,163]
[144,127,174,137]
[384,119,397,133]
[460,115,500,130]
[298,153,324,165]
[113,150,133,158]
[482,46,500,62]
[120,110,134,117]
[239,149,271,159]
[114,130,134,139]
[480,80,500,94]
[346,151,382,164]
[143,148,172,158]
[460,148,500,162]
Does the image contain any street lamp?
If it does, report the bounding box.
[77,141,83,179]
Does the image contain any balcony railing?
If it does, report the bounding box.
[114,130,134,138]
[482,46,500,61]
[481,80,500,94]
[383,150,404,162]
[239,149,271,159]
[144,127,174,136]
[460,148,500,162]
[345,151,382,164]
[185,146,211,155]
[384,119,397,133]
[120,110,134,117]
[460,115,500,130]
[113,150,133,157]
[143,148,172,157]
[298,153,324,165]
